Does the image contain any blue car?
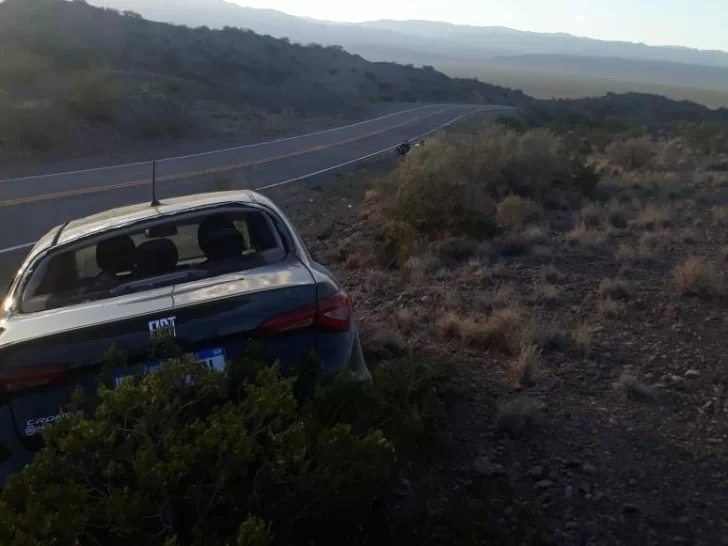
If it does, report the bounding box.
[0,190,370,485]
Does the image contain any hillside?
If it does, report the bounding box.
[0,0,525,159]
[82,1,728,107]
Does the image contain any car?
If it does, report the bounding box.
[0,190,370,485]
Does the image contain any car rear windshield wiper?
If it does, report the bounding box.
[110,269,209,297]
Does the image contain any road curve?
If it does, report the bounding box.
[0,103,505,283]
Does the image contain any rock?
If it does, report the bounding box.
[579,481,591,494]
[504,506,514,517]
[565,484,574,498]
[672,536,689,544]
[549,470,559,480]
[536,480,554,490]
[582,463,598,475]
[678,516,690,525]
[566,522,579,530]
[685,369,701,378]
[528,466,544,478]
[622,503,640,514]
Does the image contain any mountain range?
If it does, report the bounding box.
[83,0,728,106]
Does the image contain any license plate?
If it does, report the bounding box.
[114,347,227,388]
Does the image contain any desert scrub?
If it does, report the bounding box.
[0,344,455,546]
[673,257,721,298]
[371,126,582,241]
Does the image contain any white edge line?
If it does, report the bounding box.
[0,242,36,256]
[0,106,508,256]
[0,104,446,184]
[256,106,498,191]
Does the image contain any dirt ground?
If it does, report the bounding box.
[265,157,728,546]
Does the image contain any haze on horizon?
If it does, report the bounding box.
[231,0,728,52]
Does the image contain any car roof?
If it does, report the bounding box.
[32,190,271,256]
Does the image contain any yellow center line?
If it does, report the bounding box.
[0,106,461,209]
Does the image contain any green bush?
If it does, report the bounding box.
[371,126,577,241]
[0,346,454,546]
[65,68,119,122]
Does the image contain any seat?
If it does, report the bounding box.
[197,214,245,262]
[134,239,179,277]
[95,235,136,277]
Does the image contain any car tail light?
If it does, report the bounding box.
[258,292,352,336]
[0,367,66,395]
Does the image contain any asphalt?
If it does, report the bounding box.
[0,103,505,290]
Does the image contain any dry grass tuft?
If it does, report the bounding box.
[460,258,490,283]
[638,231,669,258]
[632,205,671,231]
[615,243,637,263]
[401,253,438,284]
[572,322,594,356]
[605,136,652,171]
[360,326,408,360]
[394,308,418,334]
[673,257,721,298]
[598,278,633,301]
[513,344,542,387]
[579,203,603,229]
[540,265,564,284]
[605,201,631,229]
[598,297,626,319]
[496,195,543,230]
[435,312,463,342]
[531,279,561,303]
[467,306,525,354]
[721,246,728,262]
[566,222,607,248]
[496,397,546,437]
[712,205,728,226]
[618,372,657,403]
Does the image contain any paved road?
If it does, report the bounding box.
[0,103,505,286]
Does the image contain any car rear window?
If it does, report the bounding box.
[20,209,286,313]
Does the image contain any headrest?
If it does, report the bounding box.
[96,235,136,274]
[135,239,179,277]
[197,214,245,261]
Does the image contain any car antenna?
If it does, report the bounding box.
[150,159,161,207]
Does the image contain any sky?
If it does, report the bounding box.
[232,0,728,52]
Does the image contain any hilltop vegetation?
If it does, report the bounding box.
[0,0,526,159]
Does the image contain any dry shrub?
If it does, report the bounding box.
[540,265,563,284]
[618,372,657,403]
[460,258,490,283]
[673,257,721,298]
[481,307,524,354]
[531,279,560,303]
[598,278,633,301]
[513,344,542,387]
[639,231,669,258]
[615,243,637,263]
[656,138,687,170]
[566,222,607,248]
[491,283,518,309]
[496,195,543,230]
[496,397,546,437]
[605,201,631,229]
[712,206,728,226]
[435,312,463,341]
[401,253,438,284]
[579,203,604,229]
[371,126,574,240]
[633,205,671,231]
[598,297,626,319]
[374,221,419,268]
[605,136,652,171]
[360,325,407,360]
[394,308,418,334]
[572,322,594,356]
